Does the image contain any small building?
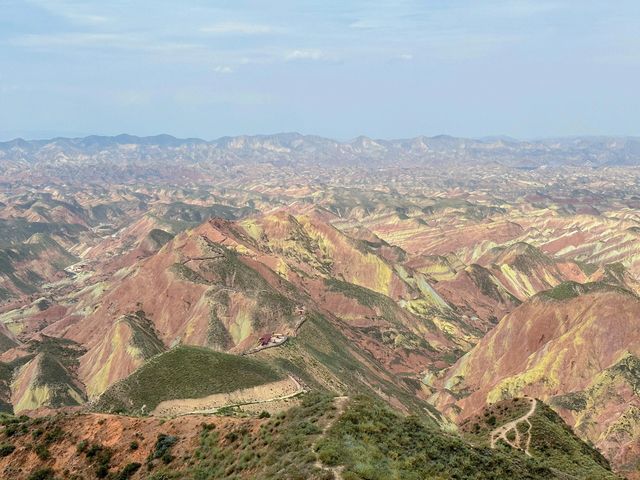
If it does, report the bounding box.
[258,333,272,346]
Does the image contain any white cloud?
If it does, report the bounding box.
[200,22,277,35]
[285,49,324,61]
[398,53,413,61]
[9,32,202,54]
[349,19,382,30]
[11,32,121,47]
[214,66,233,74]
[26,0,111,25]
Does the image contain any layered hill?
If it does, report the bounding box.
[3,145,640,477]
[0,209,458,415]
[79,212,462,410]
[427,282,640,475]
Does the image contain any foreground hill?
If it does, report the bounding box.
[0,394,620,480]
[460,398,618,479]
[428,282,640,475]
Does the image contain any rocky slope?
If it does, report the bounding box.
[427,283,640,475]
[0,394,621,480]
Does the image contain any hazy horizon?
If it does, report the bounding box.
[2,131,640,144]
[2,1,640,141]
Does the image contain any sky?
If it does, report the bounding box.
[1,0,639,140]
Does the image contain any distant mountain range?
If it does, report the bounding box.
[2,133,640,171]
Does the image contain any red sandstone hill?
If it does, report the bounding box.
[426,283,640,475]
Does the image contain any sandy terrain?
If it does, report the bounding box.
[151,375,304,416]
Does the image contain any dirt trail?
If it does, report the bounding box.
[490,398,537,456]
[313,396,348,480]
[152,375,306,416]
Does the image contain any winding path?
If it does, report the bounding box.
[313,396,348,480]
[489,398,537,456]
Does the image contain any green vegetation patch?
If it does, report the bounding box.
[550,391,588,412]
[267,311,436,416]
[467,264,520,304]
[11,336,89,408]
[460,398,533,446]
[608,354,640,394]
[206,308,234,351]
[537,281,635,301]
[0,330,18,354]
[575,261,599,276]
[170,263,209,284]
[94,345,284,414]
[462,399,619,479]
[324,278,394,311]
[316,395,554,480]
[528,402,618,479]
[187,392,334,479]
[147,229,175,248]
[0,442,15,456]
[122,311,166,360]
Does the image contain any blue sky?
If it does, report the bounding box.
[1,0,639,140]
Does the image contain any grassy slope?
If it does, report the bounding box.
[0,394,621,480]
[94,346,285,414]
[184,392,335,480]
[460,398,532,442]
[317,396,555,480]
[536,281,634,301]
[529,403,617,479]
[461,399,619,480]
[263,311,436,417]
[317,396,620,480]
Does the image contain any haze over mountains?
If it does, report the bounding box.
[3,133,640,173]
[1,133,640,479]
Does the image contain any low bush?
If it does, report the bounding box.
[27,468,56,480]
[116,462,142,480]
[0,443,15,457]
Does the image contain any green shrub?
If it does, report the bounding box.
[76,439,88,453]
[116,462,141,480]
[82,443,112,477]
[224,431,239,443]
[27,468,56,480]
[0,443,15,457]
[34,443,50,460]
[149,434,178,461]
[43,425,64,444]
[95,465,109,478]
